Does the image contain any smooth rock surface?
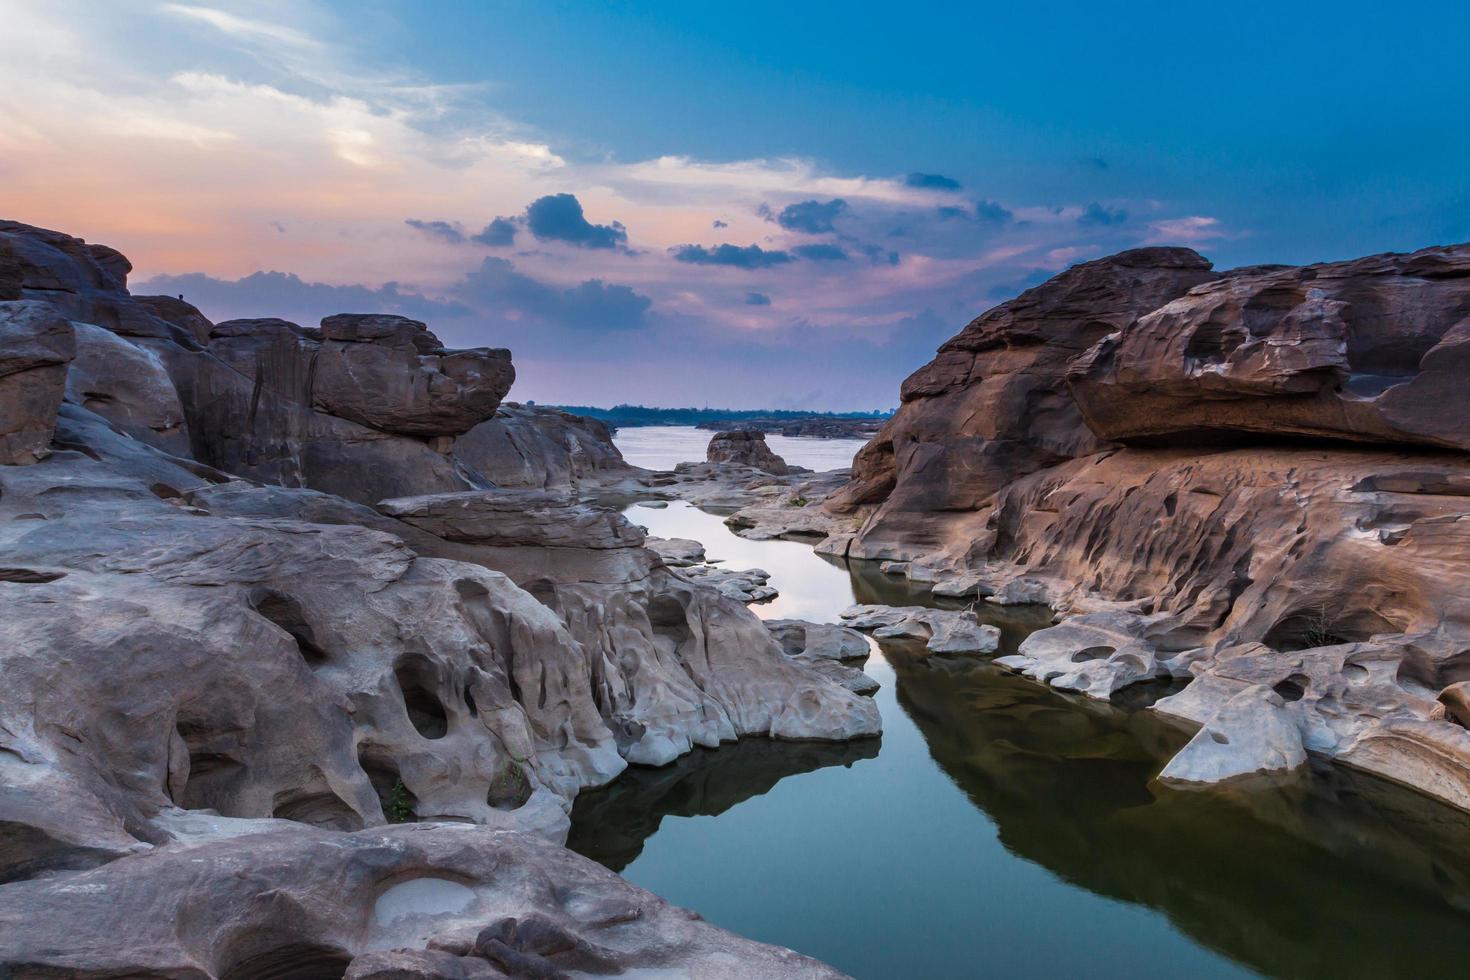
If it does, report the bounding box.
[839,604,1000,656]
[1158,685,1308,784]
[0,823,848,979]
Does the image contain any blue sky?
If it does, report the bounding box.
[4,1,1466,408]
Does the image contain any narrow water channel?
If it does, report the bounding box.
[573,431,1470,978]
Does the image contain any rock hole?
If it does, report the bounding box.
[250,588,329,668]
[464,683,478,716]
[524,578,559,610]
[219,941,353,980]
[173,719,245,810]
[1272,674,1309,702]
[454,577,489,599]
[1162,492,1177,517]
[149,482,184,501]
[394,654,449,739]
[1209,730,1230,745]
[1070,645,1116,663]
[487,760,534,811]
[0,568,65,583]
[356,744,418,823]
[646,594,692,652]
[270,787,361,829]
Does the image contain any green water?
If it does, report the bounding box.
[569,501,1470,979]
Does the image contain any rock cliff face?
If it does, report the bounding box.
[0,220,874,977]
[829,241,1470,811]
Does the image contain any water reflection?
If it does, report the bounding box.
[569,496,1470,978]
[569,737,881,872]
[613,424,867,472]
[888,646,1470,978]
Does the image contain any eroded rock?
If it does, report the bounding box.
[840,604,1000,656]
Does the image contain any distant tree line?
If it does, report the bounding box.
[546,404,894,427]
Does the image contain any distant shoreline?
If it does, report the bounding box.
[544,404,891,439]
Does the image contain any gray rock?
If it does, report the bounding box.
[0,300,75,464]
[1158,684,1308,784]
[65,321,190,455]
[646,535,707,566]
[0,823,849,979]
[840,604,1000,656]
[767,619,872,660]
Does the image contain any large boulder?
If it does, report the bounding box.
[454,402,634,488]
[1068,245,1470,450]
[64,321,191,455]
[0,300,75,464]
[707,428,791,474]
[313,313,514,437]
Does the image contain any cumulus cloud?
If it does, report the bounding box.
[905,172,961,190]
[712,219,728,228]
[453,257,651,331]
[524,193,628,249]
[404,219,465,243]
[670,243,793,269]
[1078,202,1128,227]
[137,269,468,324]
[775,198,848,234]
[744,292,771,306]
[793,243,849,262]
[471,216,518,247]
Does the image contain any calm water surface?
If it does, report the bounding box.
[570,432,1470,979]
[613,424,868,472]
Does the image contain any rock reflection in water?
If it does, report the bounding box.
[888,642,1470,979]
[568,737,880,872]
[578,493,1470,978]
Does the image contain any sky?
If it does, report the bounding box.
[3,1,1467,410]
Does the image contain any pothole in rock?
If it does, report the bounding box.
[394,654,449,740]
[218,938,353,980]
[373,877,477,929]
[487,760,534,811]
[1070,645,1115,663]
[249,588,330,669]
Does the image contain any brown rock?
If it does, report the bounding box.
[828,247,1216,559]
[707,429,790,474]
[1068,245,1470,450]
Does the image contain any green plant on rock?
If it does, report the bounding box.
[788,495,809,508]
[385,779,415,823]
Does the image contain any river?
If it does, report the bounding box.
[571,428,1470,979]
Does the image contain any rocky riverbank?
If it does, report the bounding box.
[803,242,1470,810]
[0,219,876,977]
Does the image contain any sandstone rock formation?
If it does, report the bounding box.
[454,402,636,489]
[707,428,792,474]
[0,823,846,979]
[0,219,875,976]
[826,240,1470,811]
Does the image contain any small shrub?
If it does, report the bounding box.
[385,779,415,823]
[788,495,809,508]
